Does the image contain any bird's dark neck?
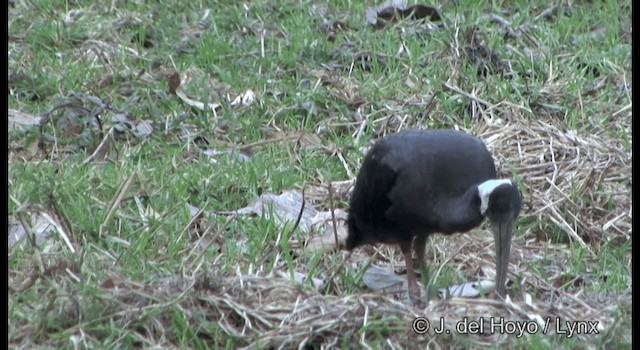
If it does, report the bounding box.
[435,186,484,233]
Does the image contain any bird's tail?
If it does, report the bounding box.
[346,152,397,251]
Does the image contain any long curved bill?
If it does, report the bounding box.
[493,221,513,298]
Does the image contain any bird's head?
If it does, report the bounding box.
[477,179,522,297]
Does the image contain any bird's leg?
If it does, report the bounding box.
[413,234,432,301]
[413,234,428,271]
[400,241,421,302]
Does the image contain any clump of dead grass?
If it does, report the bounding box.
[477,119,631,248]
[9,266,627,349]
[8,0,631,348]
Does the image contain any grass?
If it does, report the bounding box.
[9,0,631,348]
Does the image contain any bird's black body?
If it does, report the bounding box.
[347,129,521,302]
[347,130,496,249]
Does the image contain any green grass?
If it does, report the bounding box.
[9,0,631,348]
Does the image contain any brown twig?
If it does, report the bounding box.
[327,182,339,248]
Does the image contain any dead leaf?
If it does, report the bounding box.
[187,203,202,219]
[234,190,319,233]
[203,149,251,163]
[176,87,221,112]
[11,206,75,253]
[82,128,114,165]
[304,181,354,203]
[572,25,606,45]
[168,71,221,112]
[367,0,406,26]
[229,89,256,107]
[8,70,28,92]
[309,209,348,228]
[168,71,181,94]
[278,270,325,290]
[112,113,132,131]
[100,274,129,290]
[366,1,441,28]
[294,131,322,150]
[353,52,387,72]
[403,77,418,90]
[438,280,495,298]
[231,188,351,244]
[111,114,153,139]
[407,4,442,22]
[134,119,153,138]
[9,109,41,130]
[36,93,124,155]
[319,20,351,42]
[305,221,348,252]
[10,214,41,248]
[363,265,427,301]
[362,266,495,301]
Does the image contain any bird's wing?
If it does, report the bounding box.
[382,152,442,231]
[385,178,440,230]
[348,147,399,231]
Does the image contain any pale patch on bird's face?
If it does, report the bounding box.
[478,179,513,215]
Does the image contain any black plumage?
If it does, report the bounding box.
[347,129,522,302]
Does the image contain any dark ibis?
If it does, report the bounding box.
[346,129,522,302]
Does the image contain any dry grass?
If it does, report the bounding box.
[479,120,631,246]
[9,266,628,349]
[9,113,631,348]
[9,0,631,348]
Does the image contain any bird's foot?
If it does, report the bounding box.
[409,293,426,308]
[493,291,508,301]
[408,282,425,307]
